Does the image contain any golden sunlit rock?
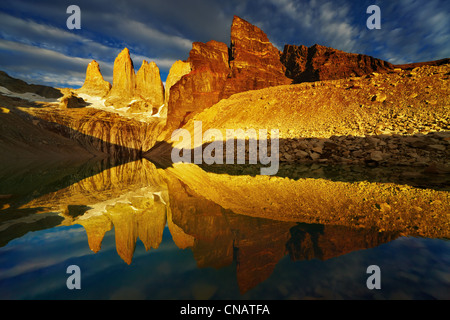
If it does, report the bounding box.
[77,60,112,97]
[165,163,450,239]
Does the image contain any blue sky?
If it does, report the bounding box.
[0,0,449,88]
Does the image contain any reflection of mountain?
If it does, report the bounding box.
[0,157,129,247]
[8,159,446,294]
[286,223,399,261]
[165,163,450,239]
[20,159,169,264]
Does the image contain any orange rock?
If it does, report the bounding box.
[222,15,291,97]
[163,16,291,136]
[165,40,230,132]
[165,60,191,104]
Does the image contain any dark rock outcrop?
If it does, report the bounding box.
[281,44,395,83]
[0,71,63,99]
[59,92,88,109]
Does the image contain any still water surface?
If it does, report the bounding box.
[0,158,448,300]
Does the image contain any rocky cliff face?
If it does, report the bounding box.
[164,40,230,134]
[78,60,111,97]
[22,107,165,159]
[281,44,394,83]
[107,48,136,100]
[93,48,166,115]
[164,60,192,105]
[162,16,291,136]
[135,60,165,108]
[223,16,291,97]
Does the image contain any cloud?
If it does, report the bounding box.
[0,39,112,87]
[0,12,180,87]
[0,0,448,88]
[244,0,361,52]
[0,12,119,59]
[356,0,450,64]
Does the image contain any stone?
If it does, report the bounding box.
[371,93,387,102]
[312,146,323,154]
[60,92,88,109]
[370,150,384,161]
[310,152,321,160]
[295,150,309,158]
[428,144,446,151]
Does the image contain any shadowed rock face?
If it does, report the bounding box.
[78,60,111,97]
[23,107,165,159]
[163,16,291,136]
[0,71,63,99]
[281,44,394,83]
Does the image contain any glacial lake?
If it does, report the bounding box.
[0,158,449,300]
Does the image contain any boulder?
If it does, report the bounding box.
[60,92,88,109]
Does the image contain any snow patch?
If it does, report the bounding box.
[0,86,60,103]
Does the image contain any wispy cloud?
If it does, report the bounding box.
[261,0,360,52]
[0,39,112,87]
[0,12,181,87]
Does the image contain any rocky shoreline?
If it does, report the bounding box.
[279,131,449,168]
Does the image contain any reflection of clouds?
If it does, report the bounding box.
[0,226,89,281]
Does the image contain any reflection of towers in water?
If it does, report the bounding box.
[72,160,171,265]
[18,159,412,294]
[20,159,172,265]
